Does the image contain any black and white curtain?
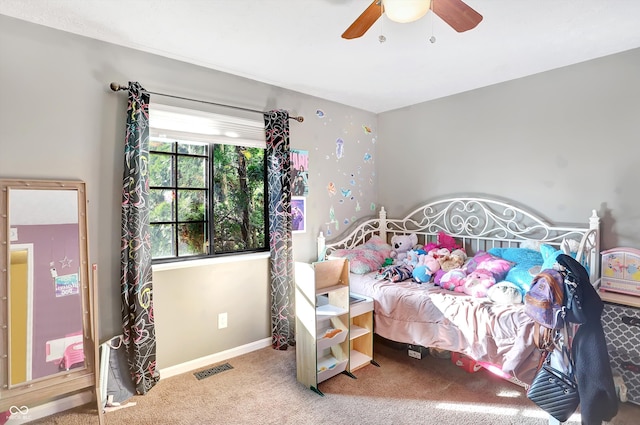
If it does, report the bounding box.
[264,110,295,350]
[120,82,160,394]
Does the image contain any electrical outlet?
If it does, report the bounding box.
[218,312,228,329]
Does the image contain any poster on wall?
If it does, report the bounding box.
[290,149,309,196]
[292,197,306,233]
[55,273,79,297]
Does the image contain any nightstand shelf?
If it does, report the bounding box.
[349,293,378,372]
[295,259,352,396]
[295,260,379,396]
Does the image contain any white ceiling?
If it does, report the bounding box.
[2,0,640,113]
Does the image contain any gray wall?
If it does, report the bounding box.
[2,14,639,371]
[0,16,378,369]
[378,48,640,250]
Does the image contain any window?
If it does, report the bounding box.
[148,105,268,262]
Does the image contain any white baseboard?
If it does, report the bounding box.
[17,338,272,422]
[159,337,272,379]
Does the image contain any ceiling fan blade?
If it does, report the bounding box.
[342,1,382,40]
[432,0,483,33]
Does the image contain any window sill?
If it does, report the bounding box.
[152,251,270,272]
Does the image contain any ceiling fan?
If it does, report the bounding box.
[342,0,483,40]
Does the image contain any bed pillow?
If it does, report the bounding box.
[540,244,564,271]
[465,251,514,282]
[539,243,586,274]
[488,247,544,292]
[487,281,524,304]
[328,236,392,274]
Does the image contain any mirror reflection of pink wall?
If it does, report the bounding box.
[12,223,83,380]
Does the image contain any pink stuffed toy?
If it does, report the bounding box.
[424,231,462,254]
[462,269,496,298]
[438,269,467,292]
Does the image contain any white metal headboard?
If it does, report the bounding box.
[318,196,600,282]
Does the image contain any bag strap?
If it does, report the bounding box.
[561,320,576,374]
[544,319,576,375]
[536,270,565,306]
[533,322,551,351]
[533,321,566,354]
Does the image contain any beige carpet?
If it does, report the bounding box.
[32,338,639,425]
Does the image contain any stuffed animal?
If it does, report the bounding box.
[438,269,467,292]
[405,249,426,267]
[487,282,524,304]
[462,269,496,298]
[428,247,451,258]
[390,233,418,262]
[423,231,462,253]
[439,249,468,272]
[561,238,581,255]
[433,268,447,285]
[412,255,440,283]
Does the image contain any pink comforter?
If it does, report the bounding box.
[350,273,540,384]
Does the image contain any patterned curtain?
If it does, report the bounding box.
[120,82,160,394]
[264,110,295,350]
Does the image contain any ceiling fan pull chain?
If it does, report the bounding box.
[379,2,387,43]
[429,2,436,44]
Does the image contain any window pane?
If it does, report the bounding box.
[213,145,265,253]
[149,106,267,262]
[177,190,206,222]
[149,153,174,187]
[151,224,175,258]
[178,156,207,188]
[178,222,207,256]
[150,139,174,153]
[177,142,207,156]
[149,189,175,222]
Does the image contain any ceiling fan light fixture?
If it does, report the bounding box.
[383,0,431,23]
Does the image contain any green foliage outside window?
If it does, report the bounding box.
[148,138,266,261]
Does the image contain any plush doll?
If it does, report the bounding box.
[462,269,496,298]
[405,249,426,268]
[424,231,462,253]
[561,238,581,255]
[412,255,440,283]
[433,268,447,285]
[439,249,468,272]
[390,233,418,262]
[438,269,467,292]
[428,247,451,258]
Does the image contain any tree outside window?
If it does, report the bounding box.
[149,138,267,261]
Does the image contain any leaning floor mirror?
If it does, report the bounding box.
[0,179,101,422]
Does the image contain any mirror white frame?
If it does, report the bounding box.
[0,179,102,422]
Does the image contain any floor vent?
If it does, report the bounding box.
[194,363,234,380]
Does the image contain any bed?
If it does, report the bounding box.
[317,195,600,386]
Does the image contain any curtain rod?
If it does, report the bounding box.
[109,82,304,122]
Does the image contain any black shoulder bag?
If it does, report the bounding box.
[527,322,580,422]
